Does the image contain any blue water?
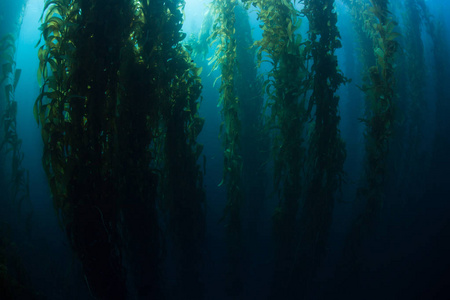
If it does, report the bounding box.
[1,0,450,299]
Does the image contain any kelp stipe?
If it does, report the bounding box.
[242,0,309,297]
[0,32,37,300]
[35,1,133,298]
[210,0,244,296]
[35,0,206,298]
[337,0,399,292]
[234,3,268,256]
[156,3,207,297]
[390,0,428,204]
[289,0,346,296]
[421,4,450,186]
[0,33,30,215]
[358,0,399,234]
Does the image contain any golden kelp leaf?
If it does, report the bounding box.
[287,20,293,39]
[37,67,44,88]
[385,21,396,35]
[386,32,400,41]
[43,3,62,23]
[217,94,224,108]
[38,45,48,61]
[213,74,222,87]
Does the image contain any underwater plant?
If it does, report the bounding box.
[35,0,205,298]
[357,0,398,230]
[242,0,309,297]
[36,0,135,297]
[161,50,206,298]
[209,0,245,296]
[234,3,268,253]
[388,0,428,204]
[336,0,399,291]
[152,2,207,297]
[186,8,214,60]
[0,33,30,212]
[414,2,450,181]
[288,0,346,295]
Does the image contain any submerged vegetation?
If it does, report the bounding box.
[0,28,36,299]
[209,0,244,296]
[1,33,29,211]
[242,0,308,296]
[338,0,399,282]
[0,0,449,298]
[34,0,205,298]
[294,0,346,296]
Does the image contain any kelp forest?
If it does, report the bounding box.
[0,0,449,299]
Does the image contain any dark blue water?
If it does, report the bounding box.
[1,1,450,299]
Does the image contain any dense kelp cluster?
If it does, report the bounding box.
[35,0,205,298]
[160,46,206,300]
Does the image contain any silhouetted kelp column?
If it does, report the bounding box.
[115,0,167,297]
[1,34,30,211]
[357,0,398,231]
[36,0,134,298]
[36,0,206,298]
[390,0,427,202]
[242,0,309,297]
[210,0,245,296]
[337,0,399,288]
[161,52,206,298]
[416,1,450,183]
[116,0,206,297]
[234,3,268,257]
[0,29,36,299]
[288,0,346,296]
[149,1,207,298]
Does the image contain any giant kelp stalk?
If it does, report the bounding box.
[155,2,207,296]
[358,0,398,234]
[242,0,309,297]
[234,3,268,258]
[161,51,206,298]
[36,1,133,297]
[35,0,205,298]
[392,0,427,202]
[120,1,206,297]
[341,0,376,70]
[0,32,36,300]
[338,0,399,288]
[288,0,346,296]
[0,34,29,212]
[210,0,244,296]
[115,0,167,297]
[415,2,450,183]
